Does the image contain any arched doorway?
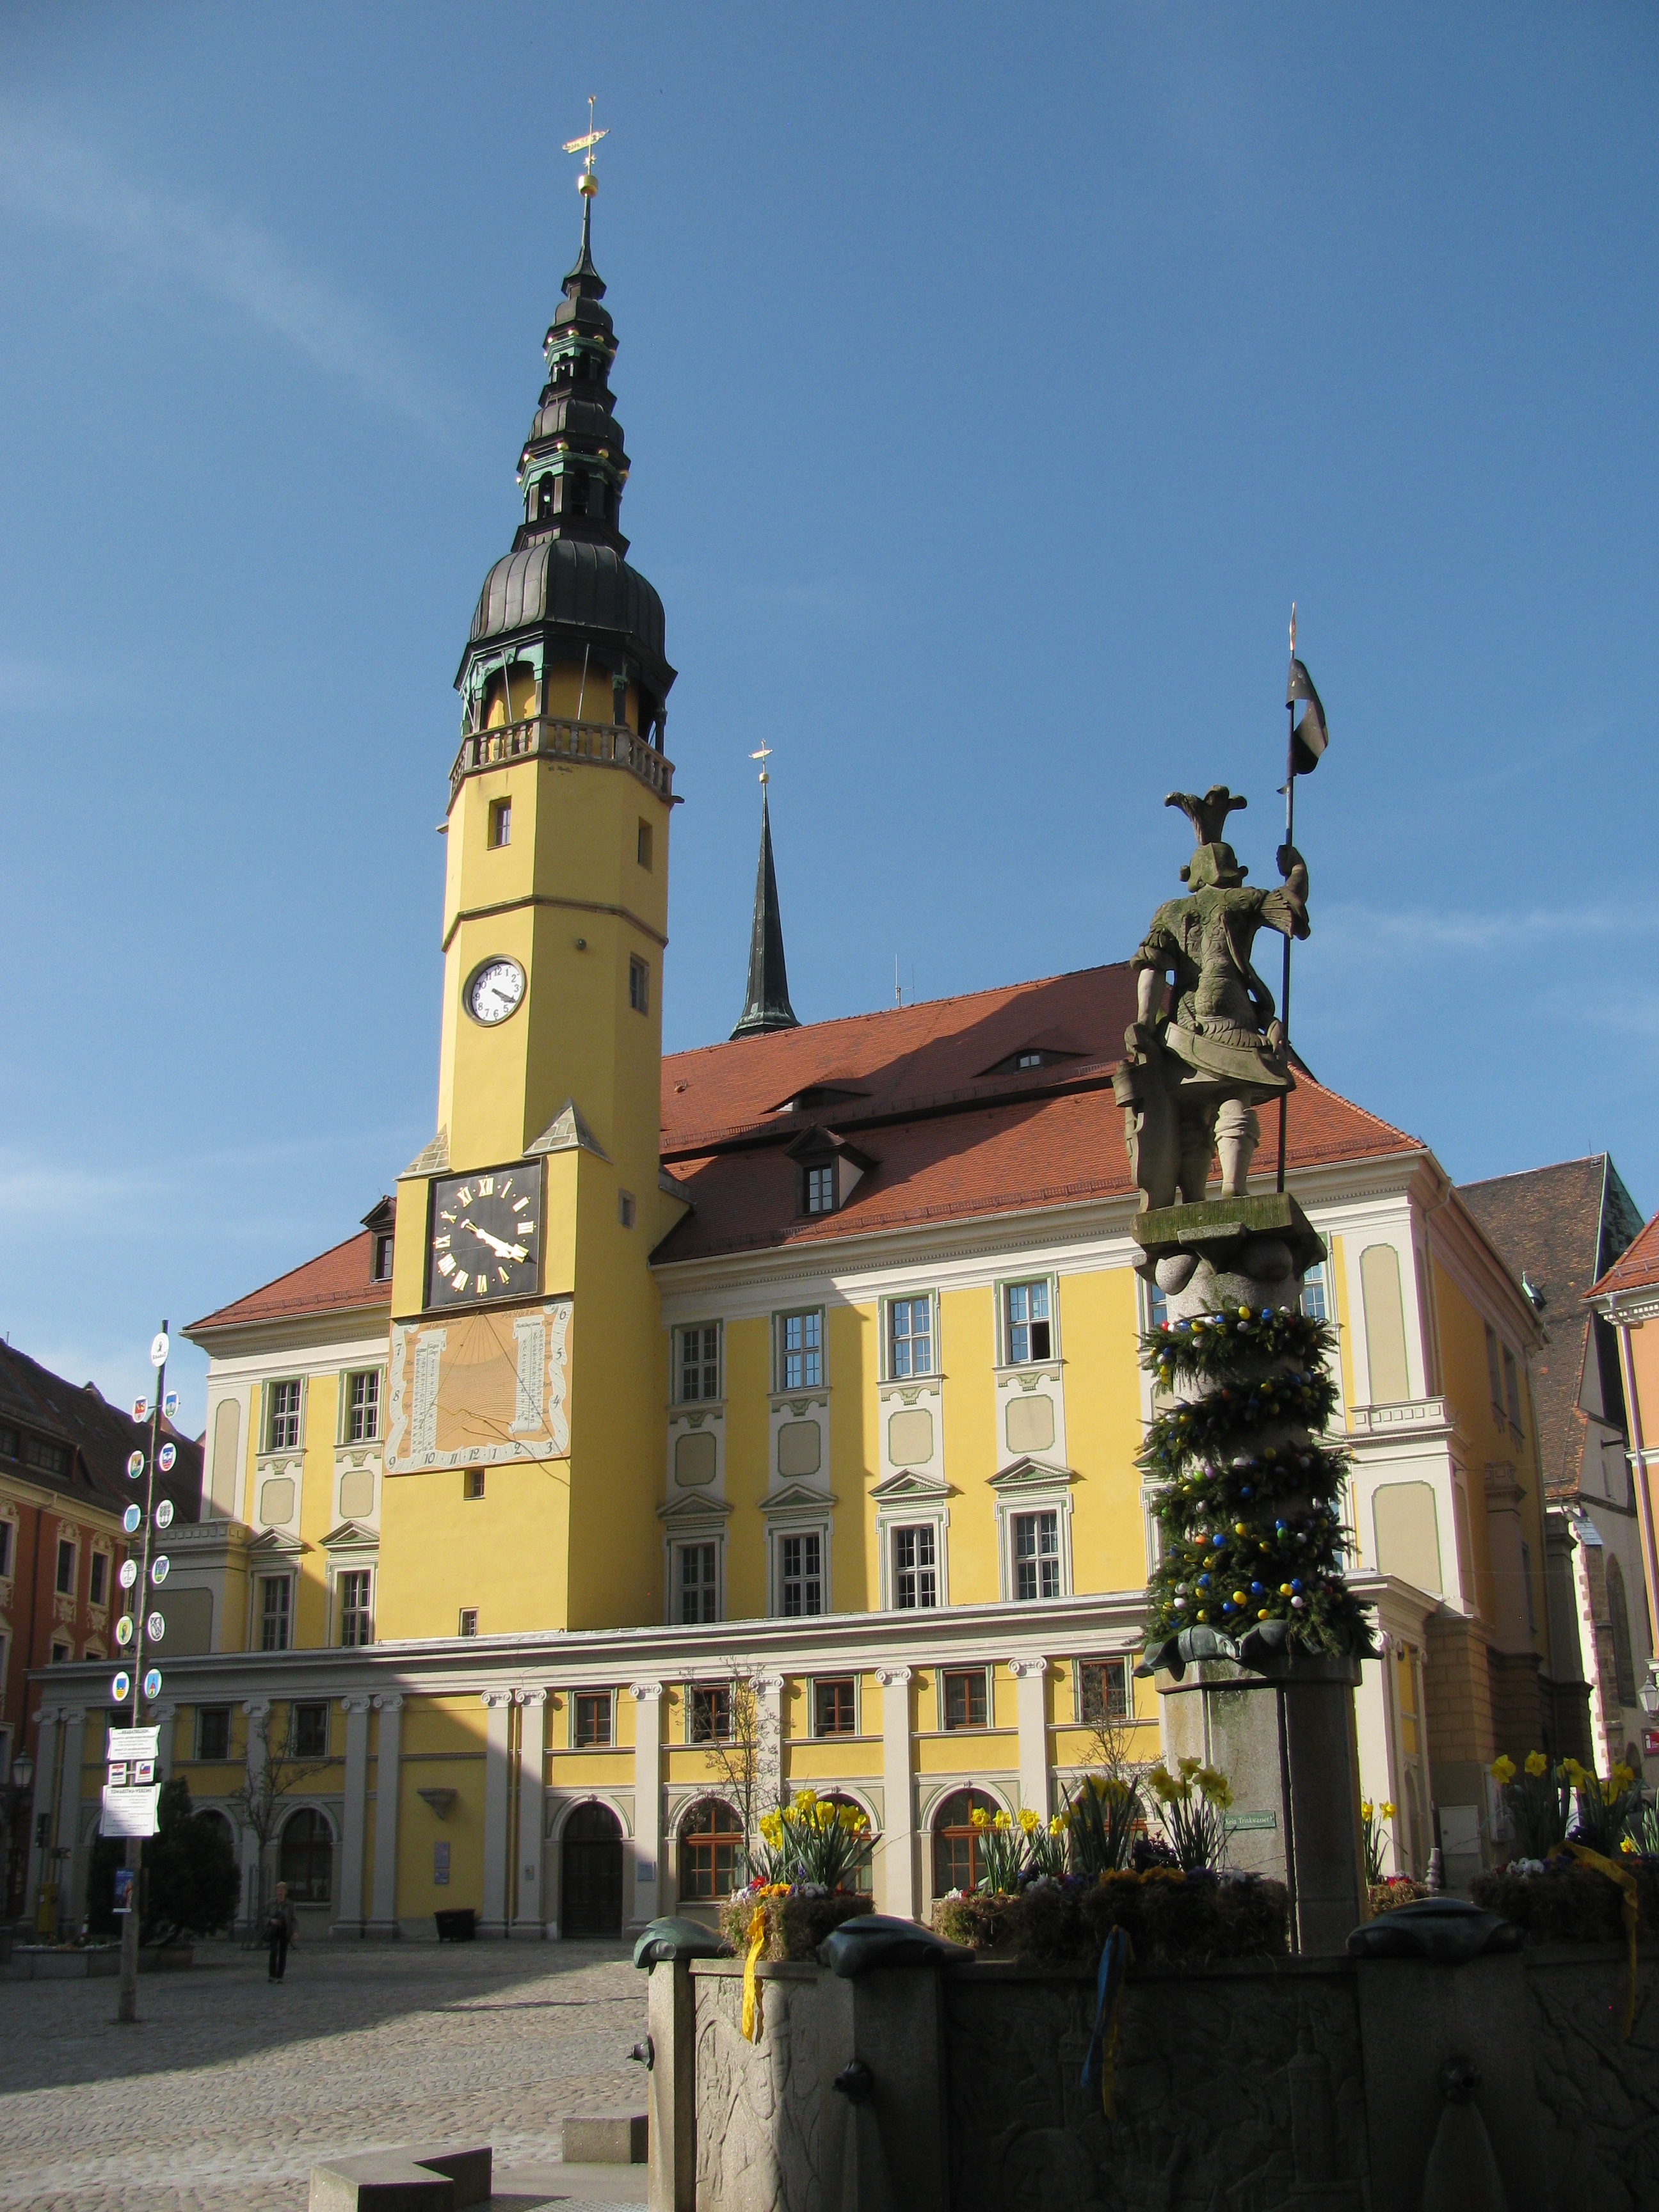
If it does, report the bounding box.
[279,1808,334,1904]
[931,1789,1001,1898]
[679,1798,744,1902]
[561,1802,623,1936]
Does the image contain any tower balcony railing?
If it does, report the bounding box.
[449,715,675,805]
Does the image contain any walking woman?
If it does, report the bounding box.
[264,1881,298,1981]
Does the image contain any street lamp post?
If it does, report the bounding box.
[3,1749,33,1925]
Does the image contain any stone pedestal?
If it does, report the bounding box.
[1159,1651,1368,1953]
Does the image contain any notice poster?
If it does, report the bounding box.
[113,1866,136,1914]
[100,1784,160,1838]
[107,1727,160,1763]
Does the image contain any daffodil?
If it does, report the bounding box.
[1018,1806,1041,1835]
[1489,1756,1517,1786]
[1359,1799,1374,1822]
[1524,1751,1548,1778]
[970,1806,990,1831]
[1380,1801,1396,1820]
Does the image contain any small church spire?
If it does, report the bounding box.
[730,752,799,1039]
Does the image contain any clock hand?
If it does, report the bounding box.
[461,1218,529,1263]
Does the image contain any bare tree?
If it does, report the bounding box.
[698,1669,778,1876]
[227,1706,331,1937]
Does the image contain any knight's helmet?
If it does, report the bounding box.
[1166,785,1249,888]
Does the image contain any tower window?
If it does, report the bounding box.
[458,1607,479,1637]
[536,475,554,522]
[488,799,511,848]
[629,957,650,1014]
[463,1469,485,1501]
[618,1190,636,1230]
[637,819,653,870]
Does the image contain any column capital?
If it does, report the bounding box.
[749,1672,785,1696]
[513,1687,548,1708]
[1006,1656,1049,1680]
[630,1681,665,1702]
[58,1707,88,1727]
[874,1665,912,1689]
[32,1706,62,1730]
[372,1693,405,1713]
[480,1689,514,1710]
[243,1699,271,1720]
[341,1695,374,1715]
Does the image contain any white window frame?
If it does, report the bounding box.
[890,1521,941,1612]
[996,1274,1060,1368]
[773,1526,827,1619]
[872,1479,951,1610]
[1299,1261,1330,1324]
[335,1566,374,1647]
[774,1308,826,1393]
[341,1368,383,1445]
[458,1607,479,1637]
[938,1662,992,1733]
[685,1681,733,1745]
[991,1478,1075,1602]
[570,1687,618,1749]
[289,1701,330,1760]
[1010,1507,1062,1601]
[804,1162,836,1216]
[676,1322,723,1406]
[257,1572,294,1652]
[881,1290,938,1382]
[266,1378,304,1454]
[673,1537,723,1625]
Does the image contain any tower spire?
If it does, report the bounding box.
[731,764,799,1039]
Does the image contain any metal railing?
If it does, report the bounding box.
[449,715,675,803]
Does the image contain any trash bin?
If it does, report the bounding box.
[435,1907,477,1942]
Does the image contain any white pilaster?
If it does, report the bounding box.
[241,1699,270,1930]
[630,1682,664,1928]
[332,1695,373,1936]
[56,1709,87,1928]
[751,1671,784,1812]
[369,1694,403,1936]
[512,1688,548,1939]
[876,1667,915,1919]
[23,1708,61,1926]
[479,1690,513,1936]
[1008,1658,1050,1818]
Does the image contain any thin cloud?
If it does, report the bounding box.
[0,113,446,431]
[1317,901,1658,959]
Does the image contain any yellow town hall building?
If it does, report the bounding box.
[29,193,1582,1941]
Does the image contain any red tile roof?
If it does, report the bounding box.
[188,963,1425,1321]
[655,963,1422,1262]
[189,1232,392,1334]
[1589,1206,1659,1300]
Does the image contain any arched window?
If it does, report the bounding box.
[818,1793,874,1893]
[1607,1554,1638,1708]
[279,1808,333,1904]
[536,474,554,522]
[679,1798,744,1901]
[931,1788,1001,1897]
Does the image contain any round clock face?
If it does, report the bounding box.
[465,957,526,1026]
[429,1162,542,1306]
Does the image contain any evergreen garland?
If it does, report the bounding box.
[1138,1304,1372,1672]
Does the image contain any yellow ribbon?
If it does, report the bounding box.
[1566,1843,1639,2042]
[740,1904,767,2044]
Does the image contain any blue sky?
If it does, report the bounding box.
[3,3,1656,1425]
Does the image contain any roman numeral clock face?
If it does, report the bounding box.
[428,1166,541,1307]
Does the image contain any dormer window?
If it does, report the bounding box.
[373,1235,394,1282]
[788,1126,874,1217]
[805,1165,835,1215]
[977,1043,1087,1078]
[1018,1053,1042,1068]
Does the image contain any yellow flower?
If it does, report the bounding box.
[1380,1802,1396,1820]
[1612,1763,1635,1790]
[970,1807,990,1830]
[992,1811,1013,1832]
[1524,1751,1548,1778]
[1489,1756,1516,1786]
[1621,1836,1638,1856]
[1048,1815,1067,1836]
[815,1801,836,1829]
[1178,1755,1203,1779]
[795,1788,817,1810]
[1018,1806,1040,1834]
[759,1813,783,1846]
[1562,1758,1587,1786]
[1359,1799,1374,1821]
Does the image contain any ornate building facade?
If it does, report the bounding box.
[25,199,1585,1939]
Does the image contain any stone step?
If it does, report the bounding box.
[308,2143,490,2211]
[561,2115,648,2166]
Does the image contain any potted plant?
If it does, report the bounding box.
[718,1790,874,1960]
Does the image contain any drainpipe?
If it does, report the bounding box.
[1610,1302,1659,1655]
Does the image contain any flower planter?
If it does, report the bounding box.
[717,1889,872,1961]
[933,1870,1289,1970]
[1367,1878,1431,1916]
[1471,1856,1659,1945]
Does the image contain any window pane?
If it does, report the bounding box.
[780,1532,822,1617]
[1299,1263,1327,1323]
[575,1693,612,1747]
[893,1523,938,1609]
[890,1298,933,1379]
[814,1679,856,1735]
[943,1669,986,1729]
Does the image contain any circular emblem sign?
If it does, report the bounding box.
[143,1668,163,1700]
[111,1671,132,1704]
[126,1451,144,1480]
[123,1505,141,1535]
[118,1559,138,1591]
[156,1499,175,1530]
[151,1556,170,1585]
[115,1615,134,1647]
[158,1443,177,1473]
[150,1333,169,1368]
[147,1611,166,1642]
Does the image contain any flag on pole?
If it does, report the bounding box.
[1286,655,1327,775]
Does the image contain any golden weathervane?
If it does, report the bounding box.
[563,98,607,198]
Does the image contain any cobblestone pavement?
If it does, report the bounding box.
[0,1939,649,2211]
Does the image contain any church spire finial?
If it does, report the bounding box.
[730,765,799,1039]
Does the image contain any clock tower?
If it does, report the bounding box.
[376,179,685,1637]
